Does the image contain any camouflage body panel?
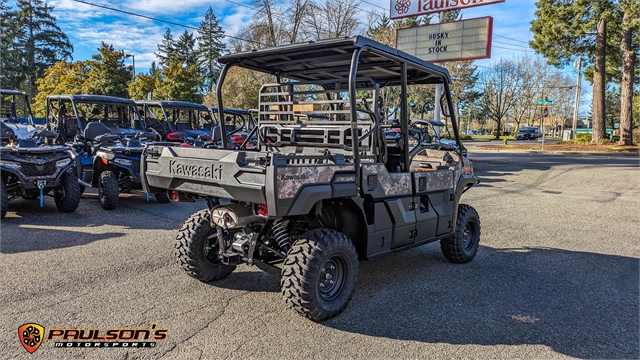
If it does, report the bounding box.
[276,164,355,199]
[362,164,412,198]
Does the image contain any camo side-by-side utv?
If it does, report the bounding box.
[1,89,80,218]
[142,36,480,321]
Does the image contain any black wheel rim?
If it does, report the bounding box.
[203,231,221,265]
[463,221,477,250]
[318,256,347,301]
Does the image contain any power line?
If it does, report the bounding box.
[361,0,387,11]
[493,40,531,49]
[494,34,530,44]
[70,0,265,45]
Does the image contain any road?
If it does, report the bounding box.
[1,151,638,359]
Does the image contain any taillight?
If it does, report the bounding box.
[256,204,268,217]
[179,143,192,147]
[167,132,181,141]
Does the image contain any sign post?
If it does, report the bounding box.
[537,98,554,151]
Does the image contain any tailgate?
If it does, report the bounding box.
[142,145,267,203]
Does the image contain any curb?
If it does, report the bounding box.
[468,148,640,157]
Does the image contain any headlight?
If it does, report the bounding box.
[0,160,21,170]
[113,158,132,166]
[56,159,72,168]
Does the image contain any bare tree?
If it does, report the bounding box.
[478,60,521,137]
[303,0,362,39]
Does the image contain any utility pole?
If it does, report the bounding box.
[572,55,582,139]
[434,11,445,123]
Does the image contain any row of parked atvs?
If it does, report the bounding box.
[0,89,257,218]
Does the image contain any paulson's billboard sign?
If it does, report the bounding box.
[391,0,505,20]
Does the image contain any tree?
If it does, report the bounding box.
[128,73,157,101]
[174,31,197,67]
[530,0,628,143]
[31,60,90,116]
[154,61,202,103]
[197,7,227,94]
[303,0,362,39]
[155,29,176,67]
[82,42,131,98]
[0,0,21,89]
[618,1,639,145]
[8,0,73,93]
[478,60,521,137]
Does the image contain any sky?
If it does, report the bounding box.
[35,0,588,110]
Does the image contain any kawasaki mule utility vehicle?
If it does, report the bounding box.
[1,89,80,218]
[142,36,480,321]
[46,95,166,210]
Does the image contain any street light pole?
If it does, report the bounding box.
[572,55,582,139]
[125,54,135,81]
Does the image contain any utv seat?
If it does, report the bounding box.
[65,117,80,139]
[84,122,112,141]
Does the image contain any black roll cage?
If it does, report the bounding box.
[215,36,463,186]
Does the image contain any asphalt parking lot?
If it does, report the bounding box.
[1,151,638,359]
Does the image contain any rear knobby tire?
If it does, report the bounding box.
[98,171,119,210]
[1,179,7,219]
[55,171,81,212]
[175,209,236,282]
[440,204,481,263]
[281,228,359,321]
[155,192,170,204]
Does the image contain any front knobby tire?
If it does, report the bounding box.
[98,171,119,210]
[155,192,170,204]
[281,228,359,322]
[55,171,81,212]
[440,204,481,263]
[175,209,236,282]
[1,179,7,219]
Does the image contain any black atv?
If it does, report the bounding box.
[46,94,167,210]
[1,89,80,218]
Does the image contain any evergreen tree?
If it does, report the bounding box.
[13,0,73,94]
[530,0,619,143]
[174,31,197,67]
[155,29,176,67]
[82,42,131,98]
[197,7,227,94]
[0,0,22,89]
[149,61,159,77]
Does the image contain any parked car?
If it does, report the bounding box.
[516,127,542,140]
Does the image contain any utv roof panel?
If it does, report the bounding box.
[218,36,451,86]
[47,94,137,105]
[135,100,210,110]
[0,89,28,96]
[209,107,252,116]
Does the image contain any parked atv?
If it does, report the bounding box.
[142,37,480,321]
[1,89,80,218]
[46,95,167,210]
